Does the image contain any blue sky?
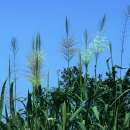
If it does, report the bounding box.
[0,0,130,108]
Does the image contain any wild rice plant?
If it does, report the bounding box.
[89,14,108,66]
[60,17,78,69]
[120,5,130,78]
[9,37,19,111]
[80,30,93,73]
[25,34,45,89]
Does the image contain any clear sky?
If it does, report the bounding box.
[0,0,130,108]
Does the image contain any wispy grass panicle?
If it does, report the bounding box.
[65,16,69,38]
[120,5,130,78]
[25,33,45,88]
[60,37,77,66]
[81,46,93,66]
[99,14,106,32]
[80,15,108,80]
[80,30,93,72]
[10,38,19,55]
[9,37,20,111]
[89,31,108,65]
[60,17,78,91]
[60,17,78,68]
[90,14,108,66]
[84,30,89,48]
[32,37,35,53]
[36,34,41,52]
[32,34,41,53]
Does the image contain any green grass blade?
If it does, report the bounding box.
[113,107,118,130]
[26,90,32,128]
[81,83,88,101]
[10,82,14,113]
[0,79,7,121]
[123,113,130,129]
[110,89,130,107]
[62,101,66,130]
[109,42,113,67]
[12,111,17,130]
[77,122,87,130]
[69,106,82,122]
[96,123,105,130]
[106,57,111,74]
[5,105,9,123]
[56,124,62,130]
[92,107,100,121]
[113,102,125,130]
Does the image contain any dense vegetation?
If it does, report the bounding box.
[0,5,130,130]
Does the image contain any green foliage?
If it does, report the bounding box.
[2,49,130,130]
[0,54,130,130]
[1,6,130,130]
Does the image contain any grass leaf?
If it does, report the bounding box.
[92,107,100,121]
[77,122,87,130]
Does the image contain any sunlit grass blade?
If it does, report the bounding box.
[114,102,125,130]
[96,123,106,130]
[56,124,62,130]
[4,105,18,130]
[12,111,17,130]
[92,107,100,121]
[125,68,130,75]
[88,89,110,102]
[110,89,130,107]
[69,106,82,122]
[5,105,9,123]
[26,90,33,129]
[109,42,113,67]
[10,82,14,113]
[9,82,18,130]
[0,79,7,121]
[62,101,66,130]
[122,113,130,129]
[77,122,87,130]
[94,65,97,82]
[106,57,111,74]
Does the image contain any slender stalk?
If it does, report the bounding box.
[25,33,45,129]
[94,65,97,82]
[120,5,130,78]
[109,42,113,68]
[10,37,19,111]
[60,17,78,88]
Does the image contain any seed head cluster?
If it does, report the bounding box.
[81,31,108,65]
